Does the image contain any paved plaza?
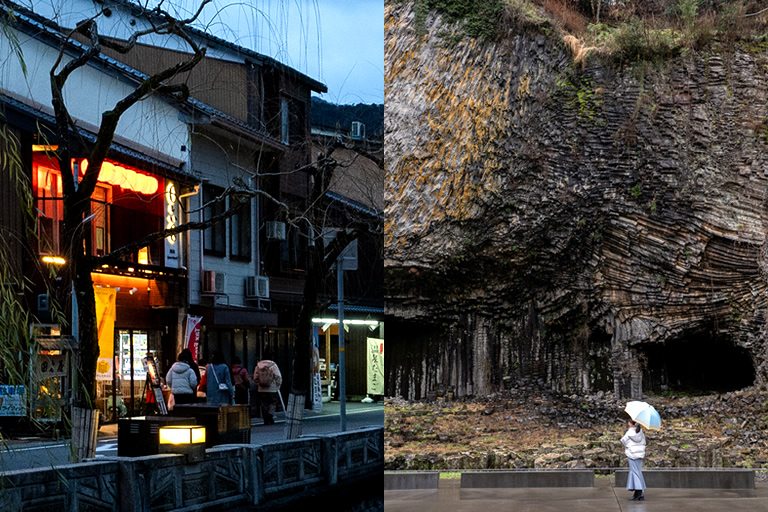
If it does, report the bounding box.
[385,475,768,511]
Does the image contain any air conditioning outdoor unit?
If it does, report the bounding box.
[202,270,216,293]
[266,221,286,240]
[245,276,269,299]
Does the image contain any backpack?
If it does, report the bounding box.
[256,362,274,387]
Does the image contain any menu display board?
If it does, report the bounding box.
[119,331,147,379]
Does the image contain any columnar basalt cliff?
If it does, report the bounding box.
[385,3,768,400]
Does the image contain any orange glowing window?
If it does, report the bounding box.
[75,158,159,196]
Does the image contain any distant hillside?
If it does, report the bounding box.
[311,96,383,139]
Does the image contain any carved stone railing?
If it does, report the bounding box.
[0,426,383,511]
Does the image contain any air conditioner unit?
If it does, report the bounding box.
[350,121,365,140]
[266,221,286,240]
[245,276,269,298]
[202,270,216,293]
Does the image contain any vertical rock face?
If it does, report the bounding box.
[385,4,768,400]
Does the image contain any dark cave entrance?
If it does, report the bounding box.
[639,332,755,395]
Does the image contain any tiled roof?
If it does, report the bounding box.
[325,190,382,219]
[109,0,327,93]
[1,92,193,178]
[4,2,292,144]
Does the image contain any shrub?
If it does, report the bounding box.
[609,17,680,63]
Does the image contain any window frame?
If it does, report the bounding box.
[229,198,252,261]
[203,184,227,257]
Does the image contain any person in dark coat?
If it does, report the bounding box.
[231,356,250,405]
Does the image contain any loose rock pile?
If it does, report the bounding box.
[385,385,768,472]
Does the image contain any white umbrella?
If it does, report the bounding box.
[624,401,661,430]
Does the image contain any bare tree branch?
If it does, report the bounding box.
[97,187,289,265]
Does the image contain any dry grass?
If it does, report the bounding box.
[542,0,588,36]
[563,34,600,67]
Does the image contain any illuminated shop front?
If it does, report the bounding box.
[33,149,187,421]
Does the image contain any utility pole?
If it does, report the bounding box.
[337,256,347,432]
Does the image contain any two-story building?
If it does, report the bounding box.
[0,0,345,420]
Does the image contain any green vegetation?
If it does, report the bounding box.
[400,0,768,58]
[555,74,603,123]
[405,0,553,42]
[407,0,505,40]
[310,97,383,138]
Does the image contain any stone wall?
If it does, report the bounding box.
[0,427,383,511]
[385,3,768,400]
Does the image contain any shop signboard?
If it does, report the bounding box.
[366,338,384,395]
[39,354,66,377]
[164,181,180,268]
[0,385,26,416]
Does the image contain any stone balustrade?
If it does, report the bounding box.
[0,426,383,511]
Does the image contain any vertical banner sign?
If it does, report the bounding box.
[164,181,180,268]
[185,315,203,361]
[366,338,384,395]
[94,287,117,381]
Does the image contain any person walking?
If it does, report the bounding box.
[621,420,646,501]
[179,348,201,389]
[206,352,233,405]
[254,358,282,425]
[231,356,250,405]
[165,352,198,405]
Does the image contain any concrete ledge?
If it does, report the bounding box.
[615,469,755,489]
[461,470,594,488]
[385,471,440,490]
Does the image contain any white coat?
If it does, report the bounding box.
[166,362,197,395]
[621,427,646,460]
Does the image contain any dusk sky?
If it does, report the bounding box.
[174,0,384,105]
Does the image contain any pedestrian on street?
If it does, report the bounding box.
[206,352,233,405]
[254,358,282,424]
[231,356,250,405]
[621,420,646,501]
[166,351,198,405]
[179,348,201,389]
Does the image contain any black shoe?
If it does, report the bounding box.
[636,493,644,501]
[629,490,640,501]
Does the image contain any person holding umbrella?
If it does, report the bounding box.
[621,419,646,501]
[622,400,661,502]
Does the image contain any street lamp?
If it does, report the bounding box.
[158,425,206,462]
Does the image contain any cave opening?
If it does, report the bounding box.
[640,331,755,395]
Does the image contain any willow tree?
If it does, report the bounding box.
[46,1,213,460]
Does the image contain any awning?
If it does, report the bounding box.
[191,305,278,328]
